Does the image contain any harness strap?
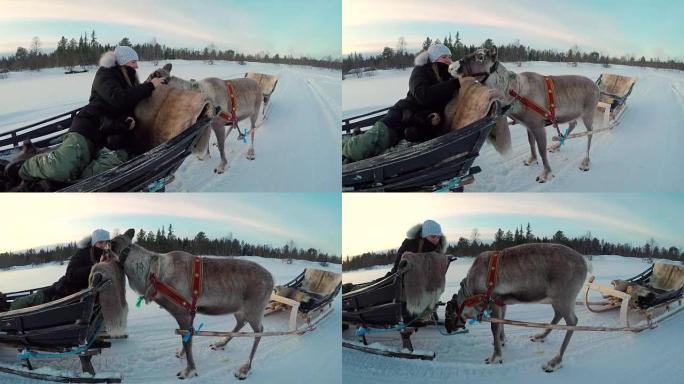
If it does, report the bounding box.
[484,251,502,305]
[148,256,203,314]
[508,76,564,139]
[218,81,238,124]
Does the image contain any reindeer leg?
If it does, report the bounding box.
[523,128,538,166]
[531,307,562,342]
[235,316,263,380]
[549,121,576,153]
[212,120,228,174]
[174,314,198,379]
[246,114,257,160]
[210,313,245,350]
[486,306,504,364]
[533,124,554,183]
[542,305,578,372]
[579,113,593,171]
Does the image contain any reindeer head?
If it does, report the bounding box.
[108,228,135,265]
[454,47,498,78]
[444,278,483,333]
[145,63,172,83]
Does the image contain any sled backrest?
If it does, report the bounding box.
[651,262,684,291]
[445,77,503,131]
[245,72,279,96]
[300,268,342,296]
[598,73,636,102]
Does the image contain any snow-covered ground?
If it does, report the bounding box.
[0,60,341,191]
[0,257,341,383]
[343,62,684,191]
[342,255,684,384]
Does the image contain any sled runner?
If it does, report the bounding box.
[0,281,122,383]
[342,256,461,359]
[342,103,501,192]
[550,73,637,141]
[266,268,342,332]
[0,108,211,192]
[583,262,684,328]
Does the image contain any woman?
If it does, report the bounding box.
[391,219,447,273]
[7,229,111,311]
[16,46,165,184]
[343,44,460,162]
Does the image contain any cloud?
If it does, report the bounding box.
[342,194,672,257]
[343,0,626,56]
[0,195,304,253]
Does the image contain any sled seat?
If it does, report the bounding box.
[596,73,636,111]
[245,72,279,103]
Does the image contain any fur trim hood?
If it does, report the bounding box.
[414,51,430,66]
[77,235,92,249]
[406,223,448,253]
[99,51,117,68]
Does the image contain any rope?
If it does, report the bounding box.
[182,322,204,344]
[17,324,102,360]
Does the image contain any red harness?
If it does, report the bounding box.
[457,251,505,321]
[508,76,561,133]
[217,81,238,125]
[148,256,203,314]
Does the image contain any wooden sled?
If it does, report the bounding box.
[245,72,279,117]
[0,281,122,383]
[583,262,684,328]
[265,268,342,332]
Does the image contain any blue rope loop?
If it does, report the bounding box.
[559,127,570,146]
[436,176,462,192]
[182,322,204,344]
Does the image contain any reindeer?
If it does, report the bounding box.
[146,64,264,174]
[445,243,588,372]
[89,251,128,338]
[107,229,274,380]
[452,47,600,183]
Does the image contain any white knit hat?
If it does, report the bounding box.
[91,229,110,245]
[114,46,139,65]
[421,220,443,237]
[427,44,451,63]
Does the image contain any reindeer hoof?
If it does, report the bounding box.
[209,343,225,351]
[246,150,255,160]
[530,336,545,343]
[175,348,186,359]
[485,355,503,364]
[234,365,251,380]
[579,158,590,171]
[548,143,561,153]
[176,367,197,379]
[542,356,562,372]
[523,157,538,166]
[536,172,554,183]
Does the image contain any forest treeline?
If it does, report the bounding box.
[0,31,340,73]
[343,34,684,76]
[0,225,340,269]
[343,223,683,271]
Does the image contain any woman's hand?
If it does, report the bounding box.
[150,77,166,88]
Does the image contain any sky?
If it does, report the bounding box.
[0,0,340,58]
[0,193,341,255]
[343,0,684,60]
[343,193,684,257]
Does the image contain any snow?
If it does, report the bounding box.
[0,60,341,192]
[343,62,684,191]
[342,255,684,383]
[0,256,341,383]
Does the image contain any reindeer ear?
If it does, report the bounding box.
[124,228,135,240]
[163,63,172,72]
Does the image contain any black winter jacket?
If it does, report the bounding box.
[70,54,154,148]
[50,246,103,299]
[393,52,460,115]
